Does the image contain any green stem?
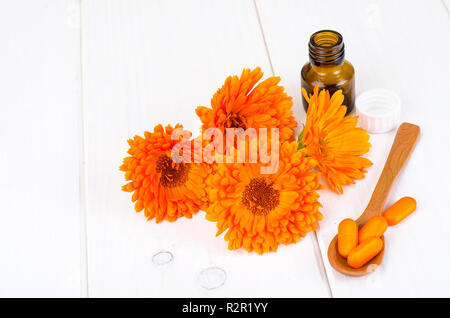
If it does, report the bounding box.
[297,127,306,150]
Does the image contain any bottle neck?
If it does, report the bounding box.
[308,30,345,67]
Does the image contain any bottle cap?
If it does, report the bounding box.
[355,89,401,133]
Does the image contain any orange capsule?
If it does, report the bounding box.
[347,237,383,269]
[338,218,358,258]
[383,197,417,226]
[358,215,388,242]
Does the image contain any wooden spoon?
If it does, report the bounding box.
[327,122,420,276]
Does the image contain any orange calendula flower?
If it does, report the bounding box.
[120,124,209,222]
[301,86,372,194]
[205,142,323,254]
[196,67,297,142]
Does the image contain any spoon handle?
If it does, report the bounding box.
[357,123,420,225]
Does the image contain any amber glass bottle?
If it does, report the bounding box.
[301,30,355,115]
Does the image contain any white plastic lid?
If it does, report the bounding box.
[355,89,401,134]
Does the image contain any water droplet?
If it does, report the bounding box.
[152,251,173,265]
[198,266,226,290]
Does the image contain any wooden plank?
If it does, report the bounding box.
[257,0,450,296]
[81,0,330,297]
[0,0,82,297]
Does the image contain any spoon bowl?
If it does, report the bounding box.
[327,123,420,276]
[328,234,384,277]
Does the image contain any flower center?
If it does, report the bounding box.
[241,177,280,216]
[225,112,246,129]
[156,154,190,188]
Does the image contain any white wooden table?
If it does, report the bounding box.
[1,0,449,297]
